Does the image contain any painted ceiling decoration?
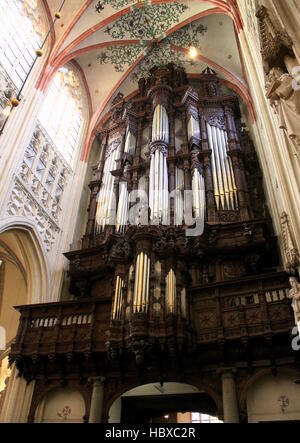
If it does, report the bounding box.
[97,22,208,78]
[95,0,139,13]
[104,3,188,40]
[35,0,253,161]
[131,43,188,81]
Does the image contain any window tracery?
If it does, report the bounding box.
[0,0,45,90]
[39,66,84,164]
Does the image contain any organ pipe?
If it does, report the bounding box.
[174,167,184,226]
[192,168,206,233]
[116,182,129,233]
[187,115,200,141]
[133,252,150,313]
[112,275,124,320]
[124,130,136,155]
[206,122,238,211]
[96,144,120,231]
[166,269,177,314]
[149,105,169,223]
[152,104,169,143]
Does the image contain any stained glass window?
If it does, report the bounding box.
[0,0,45,89]
[38,66,84,163]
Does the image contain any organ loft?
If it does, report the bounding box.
[8,64,297,423]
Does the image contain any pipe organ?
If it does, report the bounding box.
[75,64,276,366]
[11,64,294,409]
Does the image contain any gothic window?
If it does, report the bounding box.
[0,0,45,89]
[38,66,84,164]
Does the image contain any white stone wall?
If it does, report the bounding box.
[247,371,300,422]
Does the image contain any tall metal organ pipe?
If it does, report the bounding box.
[165,269,177,314]
[133,252,150,313]
[96,143,120,231]
[115,129,137,232]
[192,168,206,231]
[149,104,169,223]
[152,104,169,143]
[112,276,125,320]
[206,122,238,210]
[187,115,200,141]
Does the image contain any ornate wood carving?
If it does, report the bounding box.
[8,63,299,420]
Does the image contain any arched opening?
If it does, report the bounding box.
[0,224,49,416]
[34,387,85,423]
[108,382,223,424]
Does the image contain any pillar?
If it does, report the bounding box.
[218,367,240,423]
[89,376,105,423]
[108,396,122,423]
[0,366,35,423]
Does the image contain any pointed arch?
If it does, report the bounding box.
[0,218,50,304]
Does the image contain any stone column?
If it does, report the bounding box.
[218,367,240,423]
[0,365,35,423]
[89,376,106,423]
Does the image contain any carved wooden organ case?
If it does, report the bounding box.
[66,64,282,368]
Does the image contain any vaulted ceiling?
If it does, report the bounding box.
[41,1,252,160]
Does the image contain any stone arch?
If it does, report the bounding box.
[239,367,300,422]
[104,376,223,422]
[0,218,50,305]
[33,385,87,423]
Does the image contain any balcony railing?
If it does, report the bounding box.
[9,273,293,370]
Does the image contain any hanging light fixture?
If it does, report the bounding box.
[188,45,198,60]
[187,0,198,61]
[0,0,66,136]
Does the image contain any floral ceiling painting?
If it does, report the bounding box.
[97,1,208,81]
[104,3,188,39]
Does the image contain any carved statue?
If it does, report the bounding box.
[266,56,300,154]
[256,6,300,155]
[288,277,300,326]
[281,212,300,277]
